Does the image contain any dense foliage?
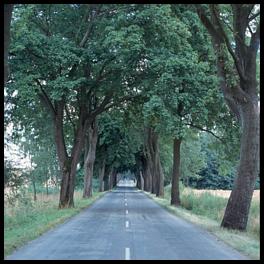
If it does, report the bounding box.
[5,4,259,231]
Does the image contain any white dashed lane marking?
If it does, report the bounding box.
[125,248,130,260]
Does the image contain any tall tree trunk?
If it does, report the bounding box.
[171,138,182,206]
[83,120,98,198]
[99,158,105,192]
[141,154,152,192]
[46,170,49,196]
[109,167,114,190]
[4,4,13,84]
[139,171,144,190]
[145,127,164,197]
[104,175,109,191]
[221,102,259,230]
[113,170,117,187]
[156,152,164,197]
[30,158,37,201]
[197,5,260,230]
[32,178,37,201]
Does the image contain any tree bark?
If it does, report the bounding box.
[46,170,49,196]
[109,167,114,190]
[99,158,106,192]
[171,138,182,206]
[104,174,109,191]
[83,120,98,198]
[142,148,152,192]
[145,127,164,197]
[4,4,13,84]
[139,170,144,190]
[32,178,37,201]
[221,101,259,230]
[113,170,117,187]
[156,152,164,197]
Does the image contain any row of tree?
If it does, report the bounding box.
[4,4,259,231]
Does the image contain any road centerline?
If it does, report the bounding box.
[125,247,130,260]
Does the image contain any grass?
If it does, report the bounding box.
[145,185,260,260]
[4,190,106,258]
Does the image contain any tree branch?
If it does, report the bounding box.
[248,11,260,22]
[184,122,224,142]
[89,93,113,119]
[36,79,56,119]
[79,5,102,48]
[210,4,246,81]
[102,94,144,113]
[247,24,253,36]
[195,5,222,41]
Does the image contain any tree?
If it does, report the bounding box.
[96,109,142,191]
[196,4,260,230]
[83,119,98,198]
[9,4,143,208]
[142,5,222,204]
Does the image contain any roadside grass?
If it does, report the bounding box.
[4,190,106,258]
[145,185,260,260]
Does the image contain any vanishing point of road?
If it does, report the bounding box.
[6,184,248,260]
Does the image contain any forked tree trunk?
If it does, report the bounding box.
[55,103,87,208]
[99,158,106,192]
[83,121,98,198]
[59,158,75,208]
[171,138,182,206]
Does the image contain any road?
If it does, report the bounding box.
[6,185,248,260]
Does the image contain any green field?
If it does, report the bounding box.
[4,191,106,258]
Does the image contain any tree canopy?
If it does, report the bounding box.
[5,4,259,231]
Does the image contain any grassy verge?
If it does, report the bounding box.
[4,190,106,258]
[144,185,259,260]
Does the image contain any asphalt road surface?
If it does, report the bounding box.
[6,185,248,260]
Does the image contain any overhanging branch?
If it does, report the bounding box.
[210,4,246,82]
[184,122,224,142]
[36,79,56,119]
